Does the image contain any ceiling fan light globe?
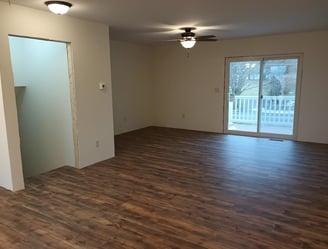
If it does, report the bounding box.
[45,1,72,15]
[180,39,196,49]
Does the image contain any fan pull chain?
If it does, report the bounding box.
[186,49,190,58]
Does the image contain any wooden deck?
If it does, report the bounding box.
[0,127,327,248]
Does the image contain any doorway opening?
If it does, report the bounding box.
[9,35,76,177]
[224,55,302,139]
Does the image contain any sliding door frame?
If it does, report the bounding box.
[223,53,303,140]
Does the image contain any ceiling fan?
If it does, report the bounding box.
[177,27,217,49]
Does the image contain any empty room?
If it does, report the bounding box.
[0,1,327,248]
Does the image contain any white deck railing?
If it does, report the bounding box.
[230,96,295,126]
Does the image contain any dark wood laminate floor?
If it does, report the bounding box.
[0,127,327,249]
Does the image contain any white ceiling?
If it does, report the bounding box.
[4,0,328,43]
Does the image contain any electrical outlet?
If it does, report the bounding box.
[96,140,100,148]
[181,113,185,119]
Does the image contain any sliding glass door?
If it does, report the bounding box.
[225,56,301,138]
[227,60,261,133]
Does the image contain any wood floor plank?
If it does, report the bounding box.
[0,127,327,248]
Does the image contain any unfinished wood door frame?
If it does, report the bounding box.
[66,42,80,168]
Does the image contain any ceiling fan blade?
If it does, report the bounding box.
[197,35,216,39]
[197,39,218,42]
[162,27,218,44]
[196,35,217,41]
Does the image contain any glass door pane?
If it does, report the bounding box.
[227,61,260,132]
[259,59,299,135]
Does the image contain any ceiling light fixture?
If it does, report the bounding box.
[180,38,196,49]
[45,1,72,15]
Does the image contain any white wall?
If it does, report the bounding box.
[0,2,115,191]
[9,37,75,177]
[153,30,328,144]
[153,43,222,133]
[0,73,15,189]
[110,41,154,135]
